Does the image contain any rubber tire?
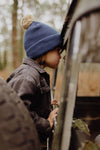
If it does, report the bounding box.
[0,77,40,150]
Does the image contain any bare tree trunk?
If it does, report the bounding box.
[18,0,24,63]
[0,50,7,70]
[18,29,24,63]
[0,50,3,70]
[3,50,7,68]
[12,0,19,68]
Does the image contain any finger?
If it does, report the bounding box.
[52,99,57,102]
[54,114,57,118]
[51,99,57,104]
[53,108,58,113]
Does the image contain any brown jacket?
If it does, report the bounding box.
[7,57,52,142]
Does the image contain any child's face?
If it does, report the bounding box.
[43,48,61,69]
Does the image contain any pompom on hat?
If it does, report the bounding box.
[21,15,62,59]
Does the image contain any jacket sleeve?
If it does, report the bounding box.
[7,78,52,139]
[30,111,51,141]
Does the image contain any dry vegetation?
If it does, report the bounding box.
[78,72,100,96]
[0,67,100,101]
[0,70,12,80]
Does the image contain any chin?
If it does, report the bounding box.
[52,64,58,69]
[48,63,58,69]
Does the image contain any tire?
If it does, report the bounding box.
[0,77,40,150]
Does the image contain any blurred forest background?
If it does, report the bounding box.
[0,0,99,99]
[0,0,71,80]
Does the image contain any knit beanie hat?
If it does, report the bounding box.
[21,15,62,59]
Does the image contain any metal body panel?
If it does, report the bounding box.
[52,0,100,150]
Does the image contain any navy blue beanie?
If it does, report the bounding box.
[22,15,62,59]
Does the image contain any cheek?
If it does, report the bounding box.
[50,55,59,64]
[48,56,60,68]
[45,51,61,68]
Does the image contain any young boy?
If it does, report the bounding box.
[7,15,62,143]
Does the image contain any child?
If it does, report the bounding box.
[6,15,62,143]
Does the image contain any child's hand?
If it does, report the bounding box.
[51,99,59,107]
[47,108,58,128]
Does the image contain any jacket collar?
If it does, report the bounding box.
[23,57,46,74]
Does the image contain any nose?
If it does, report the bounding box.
[63,55,65,60]
[57,51,61,59]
